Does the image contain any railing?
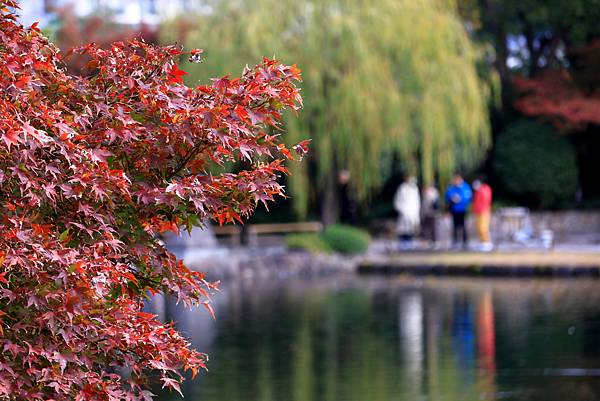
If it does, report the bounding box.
[495,207,531,242]
[213,222,324,246]
[212,225,243,246]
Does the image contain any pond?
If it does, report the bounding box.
[152,274,600,401]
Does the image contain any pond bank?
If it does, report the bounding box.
[177,246,360,280]
[359,251,600,277]
[176,245,600,280]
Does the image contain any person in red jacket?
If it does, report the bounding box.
[472,178,493,251]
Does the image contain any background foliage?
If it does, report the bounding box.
[25,0,600,222]
[492,119,578,208]
[162,0,492,219]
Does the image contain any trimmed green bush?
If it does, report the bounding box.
[285,225,371,254]
[321,224,371,254]
[285,233,332,254]
[492,119,579,208]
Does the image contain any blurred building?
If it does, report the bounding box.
[19,0,210,26]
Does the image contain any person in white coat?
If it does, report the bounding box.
[394,175,421,248]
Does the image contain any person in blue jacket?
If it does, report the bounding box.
[445,174,473,249]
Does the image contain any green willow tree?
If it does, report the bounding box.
[163,0,491,221]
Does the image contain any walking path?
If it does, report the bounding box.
[359,249,600,277]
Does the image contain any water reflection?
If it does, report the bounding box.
[398,293,423,399]
[477,292,496,400]
[152,277,600,401]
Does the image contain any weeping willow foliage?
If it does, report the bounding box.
[163,0,491,217]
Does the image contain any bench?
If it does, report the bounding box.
[212,221,323,246]
[248,221,323,246]
[212,225,243,246]
[247,222,323,246]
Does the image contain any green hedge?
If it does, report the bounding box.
[492,119,578,208]
[285,224,371,255]
[322,225,371,254]
[285,233,332,254]
[322,224,371,254]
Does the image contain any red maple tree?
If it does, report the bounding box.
[514,40,600,131]
[0,1,305,399]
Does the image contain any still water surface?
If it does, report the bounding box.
[153,275,600,401]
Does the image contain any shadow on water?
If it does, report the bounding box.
[149,275,600,401]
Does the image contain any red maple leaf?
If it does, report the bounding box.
[1,130,20,148]
[166,63,188,84]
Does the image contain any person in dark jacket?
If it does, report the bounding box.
[421,184,440,248]
[338,170,358,225]
[445,174,473,249]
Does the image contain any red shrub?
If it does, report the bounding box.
[514,70,600,131]
[514,40,600,131]
[0,1,304,399]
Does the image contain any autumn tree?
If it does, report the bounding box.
[50,5,159,73]
[0,1,304,399]
[468,0,600,120]
[163,0,492,222]
[513,40,600,131]
[466,0,600,201]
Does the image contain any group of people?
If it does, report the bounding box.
[393,174,493,251]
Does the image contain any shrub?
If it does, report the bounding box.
[321,225,371,254]
[492,119,578,208]
[0,2,304,399]
[285,233,332,254]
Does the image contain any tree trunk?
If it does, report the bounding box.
[43,0,55,12]
[483,0,510,107]
[523,19,541,77]
[321,170,340,226]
